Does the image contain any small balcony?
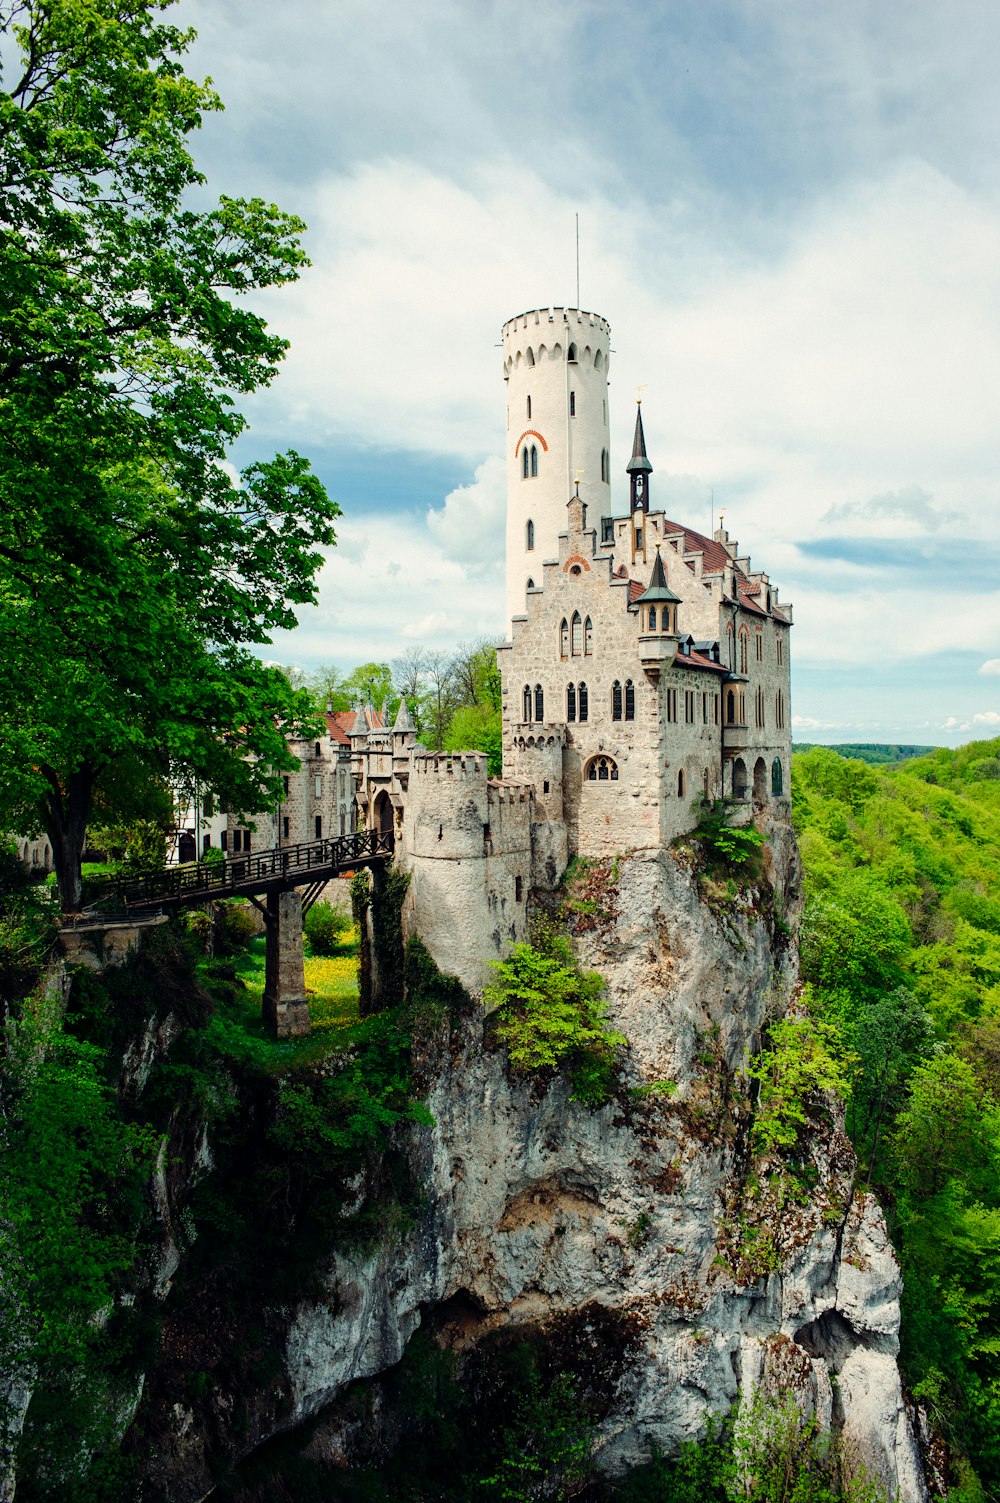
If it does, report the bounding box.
[722,722,749,752]
[639,633,678,677]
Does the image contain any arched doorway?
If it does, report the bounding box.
[732,758,748,800]
[374,790,394,837]
[753,757,767,803]
[178,831,196,863]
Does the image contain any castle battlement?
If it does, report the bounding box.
[487,778,533,808]
[411,751,489,781]
[502,307,611,339]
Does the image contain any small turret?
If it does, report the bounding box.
[626,401,653,565]
[636,547,680,678]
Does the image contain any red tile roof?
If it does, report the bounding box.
[628,579,646,604]
[676,648,728,675]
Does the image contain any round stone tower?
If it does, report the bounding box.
[502,307,611,629]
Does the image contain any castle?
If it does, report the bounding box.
[227,306,793,993]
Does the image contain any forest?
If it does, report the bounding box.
[792,738,1000,1498]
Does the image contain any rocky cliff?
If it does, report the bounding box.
[128,818,925,1500]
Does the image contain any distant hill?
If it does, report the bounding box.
[792,742,938,765]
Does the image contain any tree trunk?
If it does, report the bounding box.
[40,764,96,914]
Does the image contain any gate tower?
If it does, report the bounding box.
[502,307,611,628]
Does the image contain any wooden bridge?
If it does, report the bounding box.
[108,829,395,912]
[88,829,394,1041]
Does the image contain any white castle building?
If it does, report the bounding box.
[288,304,795,993]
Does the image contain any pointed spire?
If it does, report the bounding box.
[393,697,416,734]
[626,403,652,475]
[636,546,681,604]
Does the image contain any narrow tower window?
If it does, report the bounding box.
[530,445,538,478]
[526,577,534,590]
[571,611,582,655]
[569,390,576,416]
[567,343,577,362]
[534,684,544,721]
[526,395,531,419]
[578,682,589,722]
[625,679,635,720]
[677,769,686,798]
[567,682,577,721]
[560,618,569,657]
[584,616,593,654]
[612,680,622,720]
[522,447,529,479]
[523,684,532,721]
[526,519,535,550]
[648,606,657,630]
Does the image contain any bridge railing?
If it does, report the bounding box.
[111,828,395,909]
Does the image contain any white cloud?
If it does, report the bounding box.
[971,711,1000,727]
[426,455,505,576]
[979,660,1000,676]
[260,511,504,670]
[792,716,844,731]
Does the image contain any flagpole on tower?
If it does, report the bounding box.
[575,213,580,307]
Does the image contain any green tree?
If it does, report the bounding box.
[0,1,339,909]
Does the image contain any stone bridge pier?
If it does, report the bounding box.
[262,890,311,1039]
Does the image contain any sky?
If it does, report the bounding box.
[177,0,1000,746]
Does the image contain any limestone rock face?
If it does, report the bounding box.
[146,824,926,1500]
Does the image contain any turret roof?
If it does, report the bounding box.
[393,698,416,733]
[635,548,681,605]
[626,404,653,475]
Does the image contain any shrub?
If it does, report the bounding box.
[748,998,854,1156]
[214,900,258,953]
[690,796,764,875]
[304,899,352,956]
[484,926,625,1106]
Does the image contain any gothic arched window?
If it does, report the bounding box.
[526,347,535,366]
[526,577,534,591]
[726,689,737,724]
[772,758,784,797]
[522,684,532,721]
[567,682,577,721]
[526,519,534,550]
[534,684,544,721]
[739,628,749,675]
[530,445,538,478]
[584,617,593,654]
[560,618,569,657]
[578,682,588,722]
[648,606,657,631]
[612,681,622,721]
[567,343,577,362]
[522,447,529,479]
[677,769,686,798]
[571,611,582,655]
[586,755,618,782]
[625,679,635,720]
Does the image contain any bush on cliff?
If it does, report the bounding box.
[484,926,625,1107]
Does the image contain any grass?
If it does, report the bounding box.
[208,928,362,1072]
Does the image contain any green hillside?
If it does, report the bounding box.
[793,742,938,765]
[793,739,1000,1497]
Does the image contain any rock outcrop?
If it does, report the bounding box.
[143,823,926,1500]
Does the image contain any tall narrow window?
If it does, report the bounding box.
[526,519,535,550]
[578,682,589,722]
[625,679,635,720]
[667,689,678,722]
[282,816,289,839]
[523,684,532,721]
[677,769,686,798]
[522,447,529,479]
[755,633,763,661]
[584,617,593,654]
[569,391,576,416]
[526,395,532,419]
[567,682,577,721]
[530,445,538,477]
[315,816,322,839]
[571,611,582,655]
[777,635,785,666]
[560,618,569,657]
[567,343,577,362]
[739,629,749,674]
[601,448,608,483]
[534,684,544,721]
[726,689,736,724]
[612,680,622,720]
[772,759,783,796]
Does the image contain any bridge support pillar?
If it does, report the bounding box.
[262,890,311,1038]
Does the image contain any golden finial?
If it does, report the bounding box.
[636,383,646,405]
